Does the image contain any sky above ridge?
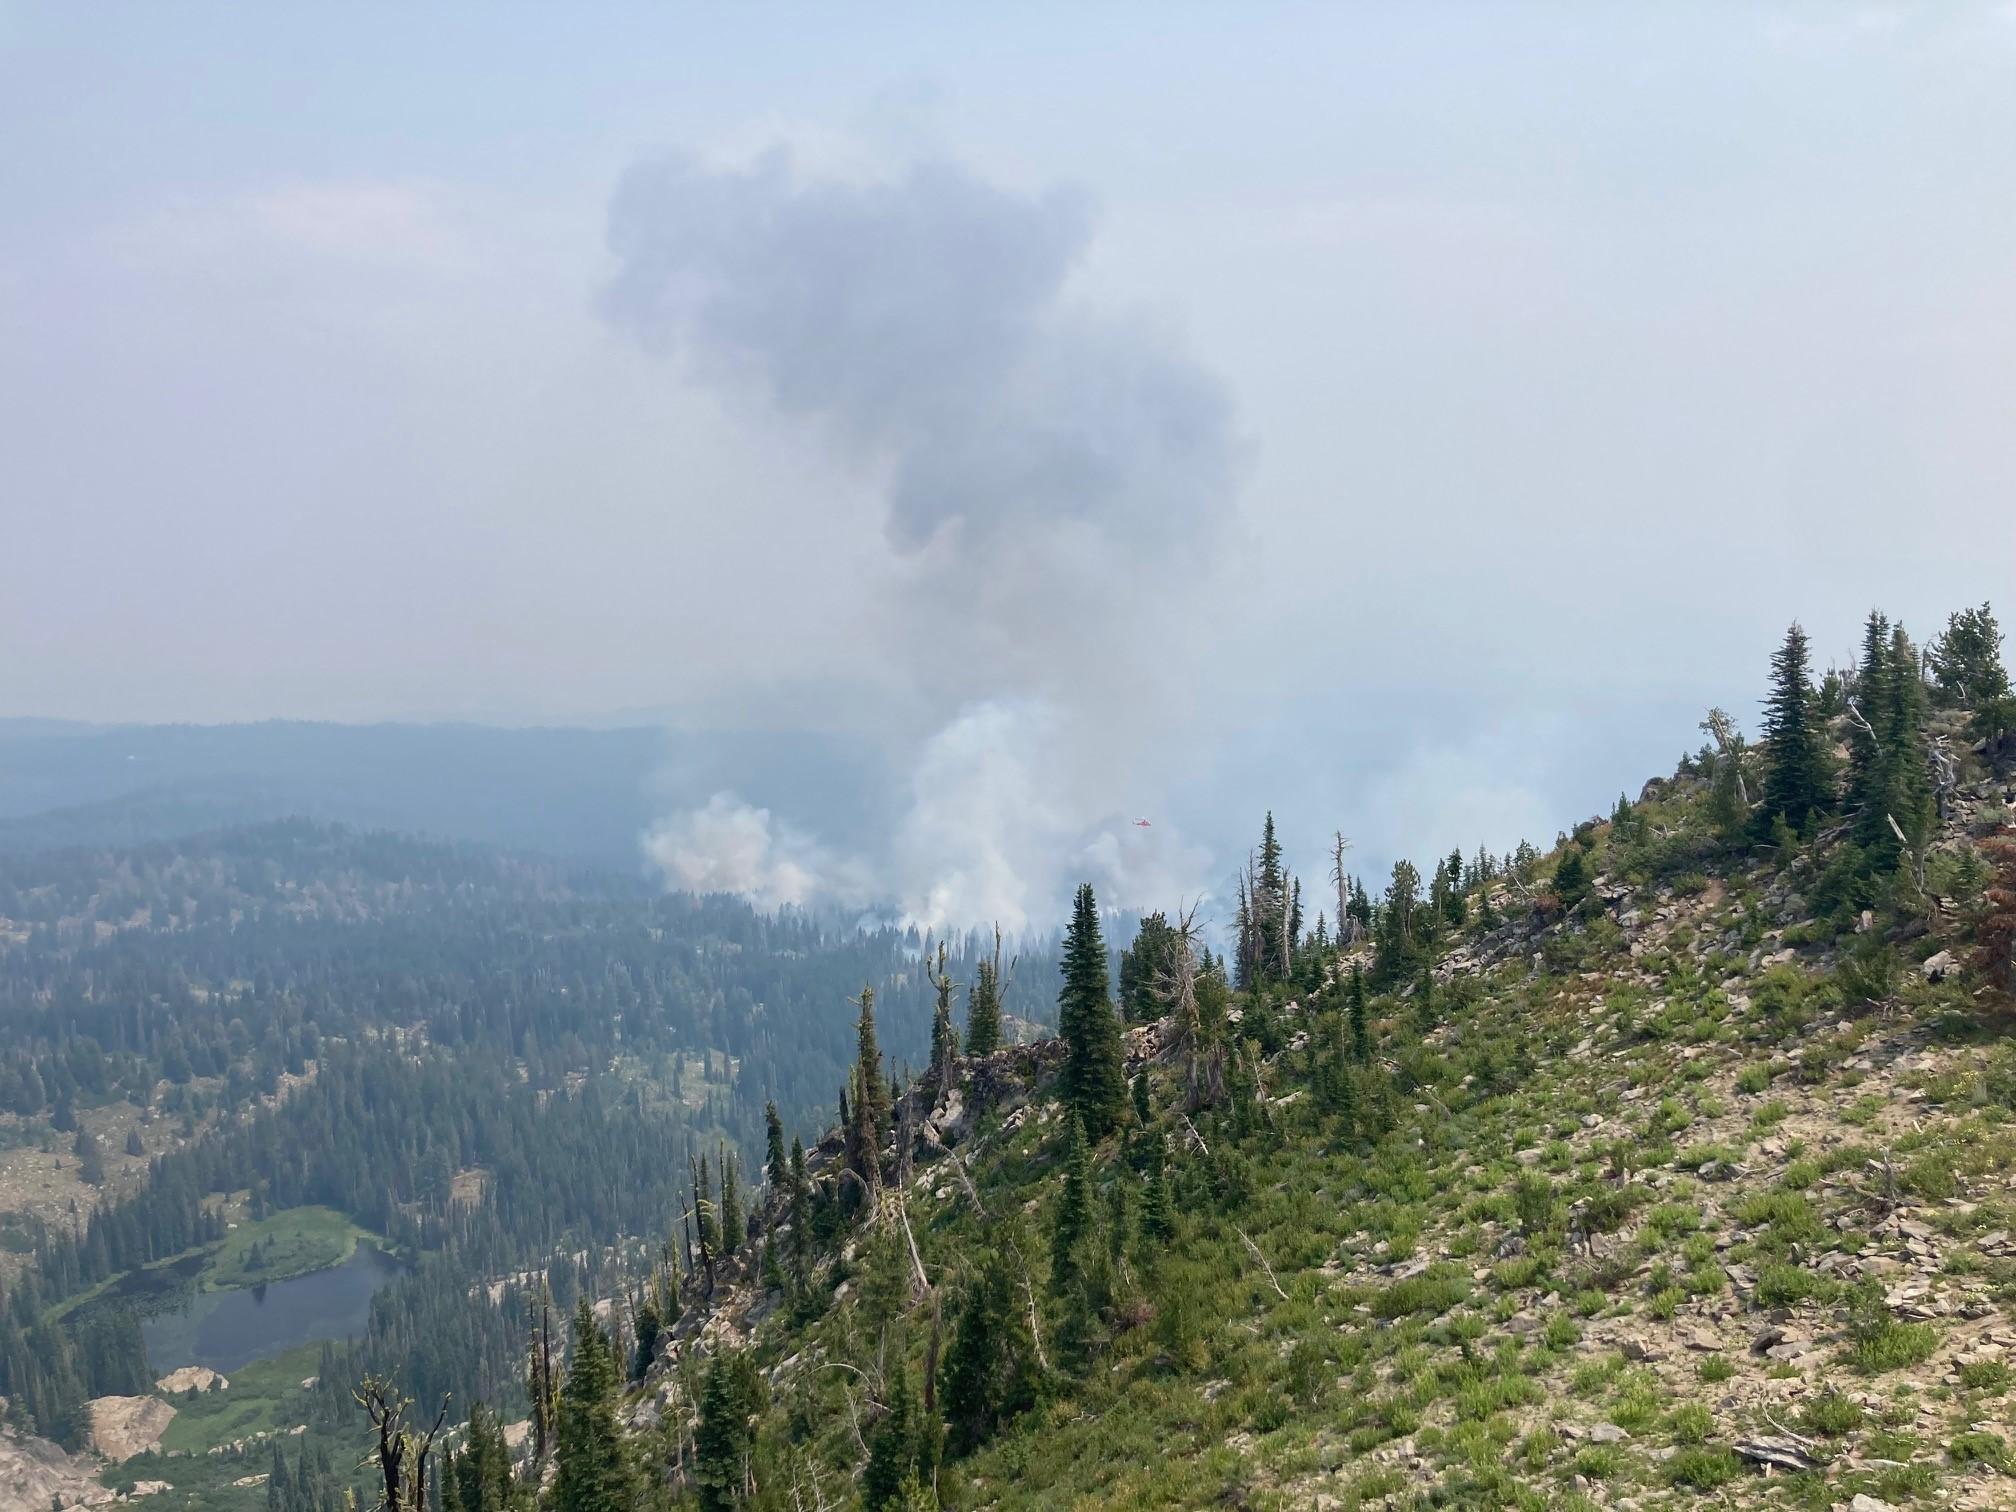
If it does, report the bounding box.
[4,3,2015,928]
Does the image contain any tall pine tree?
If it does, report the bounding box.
[965,933,1004,1057]
[1759,621,1831,835]
[550,1300,635,1512]
[1057,883,1125,1139]
[849,985,890,1194]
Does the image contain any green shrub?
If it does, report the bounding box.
[1958,1359,2012,1393]
[1949,1430,2013,1472]
[1573,1444,1624,1480]
[1754,1262,1831,1309]
[1667,1402,1713,1445]
[1513,1171,1556,1234]
[1372,1267,1470,1320]
[1844,1281,1940,1374]
[1733,1191,1825,1251]
[1799,1390,1862,1436]
[1667,1446,1742,1489]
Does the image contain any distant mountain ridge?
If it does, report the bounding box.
[0,719,887,870]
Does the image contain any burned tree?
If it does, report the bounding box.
[354,1375,449,1512]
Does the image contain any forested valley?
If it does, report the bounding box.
[0,824,1060,1507]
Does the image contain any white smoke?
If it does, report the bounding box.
[607,146,1244,928]
[640,792,867,912]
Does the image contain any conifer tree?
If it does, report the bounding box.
[863,1364,922,1511]
[1256,812,1287,981]
[760,1225,783,1293]
[691,1153,717,1292]
[1976,829,2016,996]
[1759,621,1831,834]
[964,941,1004,1059]
[1846,614,1936,869]
[941,1251,1032,1455]
[1119,912,1178,1022]
[928,942,959,1085]
[1137,1145,1174,1252]
[1929,603,2009,707]
[1050,1115,1094,1294]
[718,1148,742,1255]
[1371,860,1422,985]
[1551,842,1591,911]
[457,1403,510,1511]
[1348,963,1371,1065]
[632,1299,662,1382]
[1441,847,1467,927]
[525,1281,559,1469]
[1846,610,1892,835]
[550,1299,635,1512]
[764,1101,787,1192]
[693,1349,764,1512]
[850,985,889,1193]
[1057,884,1126,1138]
[1937,607,2016,775]
[786,1138,811,1285]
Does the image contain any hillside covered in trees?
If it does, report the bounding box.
[395,604,2016,1511]
[0,825,1061,1505]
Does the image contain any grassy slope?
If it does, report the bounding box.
[204,1205,372,1291]
[652,744,2016,1509]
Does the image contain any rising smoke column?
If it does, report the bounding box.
[603,146,1242,930]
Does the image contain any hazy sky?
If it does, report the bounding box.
[4,4,2014,926]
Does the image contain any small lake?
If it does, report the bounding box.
[141,1244,404,1375]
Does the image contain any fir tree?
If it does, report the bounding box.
[928,943,959,1084]
[941,1251,1032,1455]
[764,1101,786,1192]
[718,1147,743,1256]
[1348,963,1371,1065]
[863,1364,921,1511]
[760,1225,783,1293]
[1441,847,1467,927]
[1928,603,2009,707]
[787,1138,812,1286]
[1975,829,2016,996]
[631,1299,661,1382]
[850,985,889,1193]
[454,1402,511,1512]
[550,1299,635,1512]
[1551,842,1591,911]
[1137,1145,1174,1252]
[1118,912,1178,1022]
[693,1349,764,1512]
[1256,812,1287,982]
[1845,611,1892,834]
[1050,1115,1094,1294]
[1057,884,1125,1139]
[1759,621,1831,834]
[964,947,1004,1059]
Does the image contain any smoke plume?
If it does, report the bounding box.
[605,146,1244,929]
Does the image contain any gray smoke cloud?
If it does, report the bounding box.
[603,147,1241,929]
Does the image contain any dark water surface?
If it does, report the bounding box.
[141,1245,403,1374]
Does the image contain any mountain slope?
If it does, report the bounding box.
[588,622,2016,1511]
